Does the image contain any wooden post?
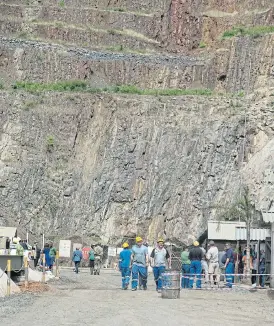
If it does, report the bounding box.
[7,259,11,296]
[42,254,46,283]
[24,256,29,288]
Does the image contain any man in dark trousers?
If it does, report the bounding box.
[189,241,203,289]
[33,242,41,268]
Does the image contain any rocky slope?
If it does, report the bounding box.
[0,0,274,245]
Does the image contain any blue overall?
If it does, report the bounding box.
[121,267,131,289]
[225,262,234,288]
[132,264,147,289]
[189,260,202,289]
[119,249,131,289]
[181,264,190,288]
[153,266,165,290]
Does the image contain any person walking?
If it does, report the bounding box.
[150,238,171,293]
[88,246,95,275]
[181,247,191,288]
[119,242,132,290]
[259,250,265,288]
[224,243,234,288]
[189,241,203,289]
[131,237,149,291]
[72,247,83,274]
[206,240,220,288]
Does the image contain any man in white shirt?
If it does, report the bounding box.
[206,240,220,288]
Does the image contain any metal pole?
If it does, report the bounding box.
[270,222,274,288]
[55,251,59,277]
[24,256,29,288]
[42,254,46,283]
[42,233,45,248]
[7,259,11,296]
[26,231,29,244]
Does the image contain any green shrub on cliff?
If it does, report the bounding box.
[222,26,274,39]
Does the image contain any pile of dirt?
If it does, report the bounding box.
[18,282,49,294]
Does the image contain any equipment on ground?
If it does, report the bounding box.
[161,271,181,299]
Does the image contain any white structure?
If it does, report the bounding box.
[208,221,246,240]
[59,240,71,258]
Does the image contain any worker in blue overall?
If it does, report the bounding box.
[119,242,132,290]
[150,238,171,292]
[131,237,149,291]
[224,243,234,288]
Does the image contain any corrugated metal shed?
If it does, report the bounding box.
[0,227,17,239]
[208,221,246,240]
[262,212,274,223]
[235,227,271,240]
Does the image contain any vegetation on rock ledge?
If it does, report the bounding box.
[12,81,213,96]
[222,26,274,39]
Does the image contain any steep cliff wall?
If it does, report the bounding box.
[1,0,274,245]
[1,90,267,245]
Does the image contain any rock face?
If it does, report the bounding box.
[1,0,274,245]
[0,91,262,245]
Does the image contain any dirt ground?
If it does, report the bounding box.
[1,268,274,326]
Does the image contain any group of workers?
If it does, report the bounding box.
[181,241,266,289]
[118,237,267,291]
[72,245,103,275]
[119,237,171,291]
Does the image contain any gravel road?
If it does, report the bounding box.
[0,269,274,326]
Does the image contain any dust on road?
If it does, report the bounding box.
[1,269,274,326]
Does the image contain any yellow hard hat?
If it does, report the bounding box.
[122,242,129,248]
[157,238,164,243]
[193,241,199,247]
[136,236,143,243]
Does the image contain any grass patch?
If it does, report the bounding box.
[0,82,4,90]
[13,81,89,92]
[222,26,274,39]
[199,41,206,48]
[12,81,213,96]
[22,101,37,110]
[59,0,65,7]
[112,8,125,12]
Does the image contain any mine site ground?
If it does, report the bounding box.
[1,269,274,326]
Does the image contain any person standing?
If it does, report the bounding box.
[72,247,83,274]
[88,246,95,275]
[16,240,24,256]
[150,238,171,293]
[42,243,52,270]
[119,242,132,290]
[206,240,220,288]
[33,242,41,268]
[259,250,266,288]
[200,245,209,285]
[181,247,191,288]
[94,245,103,275]
[224,243,234,288]
[131,237,149,291]
[189,241,203,289]
[49,243,57,270]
